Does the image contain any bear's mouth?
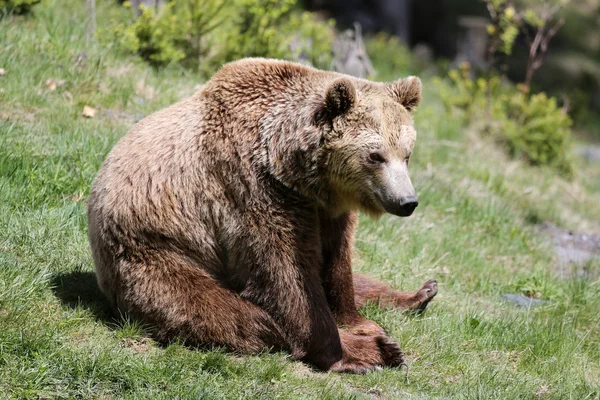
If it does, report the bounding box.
[358,191,386,216]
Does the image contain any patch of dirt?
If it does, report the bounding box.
[0,107,39,123]
[120,337,154,353]
[536,222,600,277]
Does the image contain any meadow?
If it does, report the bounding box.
[0,1,599,398]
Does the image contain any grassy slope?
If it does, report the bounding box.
[0,1,599,398]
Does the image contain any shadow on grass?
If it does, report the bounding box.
[51,271,115,324]
[50,271,219,349]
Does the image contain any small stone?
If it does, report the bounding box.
[46,79,57,91]
[0,68,6,76]
[82,106,96,118]
[501,294,549,308]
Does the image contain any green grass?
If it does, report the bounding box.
[1,1,599,398]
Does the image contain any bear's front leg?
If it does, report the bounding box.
[319,211,404,371]
[320,212,388,334]
[238,210,399,372]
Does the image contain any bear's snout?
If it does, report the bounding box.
[382,195,418,217]
[373,160,418,217]
[398,195,419,216]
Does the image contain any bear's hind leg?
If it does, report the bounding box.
[111,259,287,353]
[353,274,438,312]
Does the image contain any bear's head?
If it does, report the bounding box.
[316,75,422,218]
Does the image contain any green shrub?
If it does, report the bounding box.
[275,9,335,68]
[365,33,415,80]
[0,0,40,14]
[114,0,227,68]
[437,63,573,175]
[112,0,334,72]
[223,0,334,68]
[225,0,295,60]
[500,91,572,173]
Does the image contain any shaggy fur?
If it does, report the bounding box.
[88,58,438,373]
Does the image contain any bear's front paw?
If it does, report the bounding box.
[375,335,404,367]
[331,331,404,373]
[411,279,438,312]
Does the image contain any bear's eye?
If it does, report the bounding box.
[368,152,387,164]
[404,155,411,165]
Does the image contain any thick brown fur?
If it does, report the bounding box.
[88,58,437,373]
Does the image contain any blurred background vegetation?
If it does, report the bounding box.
[1,0,598,175]
[4,0,598,171]
[56,0,600,174]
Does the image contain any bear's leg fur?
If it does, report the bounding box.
[353,275,438,312]
[320,212,404,371]
[320,211,363,327]
[111,258,288,353]
[225,211,403,373]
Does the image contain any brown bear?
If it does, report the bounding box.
[87,58,437,373]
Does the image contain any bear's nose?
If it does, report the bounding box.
[398,195,418,216]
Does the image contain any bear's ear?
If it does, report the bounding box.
[387,76,422,112]
[319,77,357,121]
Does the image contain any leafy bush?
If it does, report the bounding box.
[112,0,334,72]
[365,33,415,80]
[289,11,335,68]
[223,0,334,67]
[437,63,573,175]
[501,91,572,173]
[0,0,40,14]
[114,0,227,68]
[225,0,295,60]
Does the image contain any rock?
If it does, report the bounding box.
[82,106,96,118]
[332,22,375,79]
[501,294,549,308]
